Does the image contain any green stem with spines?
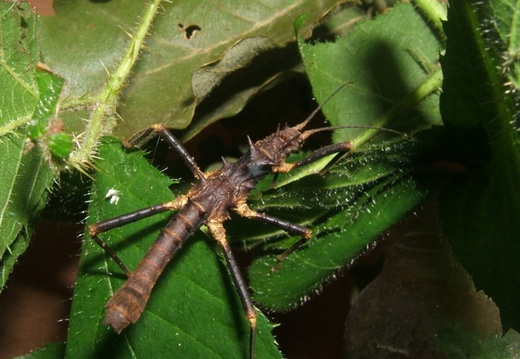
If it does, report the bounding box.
[68,0,163,169]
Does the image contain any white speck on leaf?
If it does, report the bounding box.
[105,188,121,205]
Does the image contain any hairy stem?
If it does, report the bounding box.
[69,0,163,168]
[412,0,447,39]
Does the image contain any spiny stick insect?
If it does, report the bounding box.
[89,84,391,358]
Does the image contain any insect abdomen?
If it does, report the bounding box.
[104,202,206,332]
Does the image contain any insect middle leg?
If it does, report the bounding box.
[89,195,188,275]
[234,200,313,270]
[235,200,311,239]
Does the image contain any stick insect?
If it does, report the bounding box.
[89,85,390,358]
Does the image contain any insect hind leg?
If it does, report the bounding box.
[90,234,132,276]
[207,221,257,359]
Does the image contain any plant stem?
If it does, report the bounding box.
[69,0,163,168]
[412,0,447,38]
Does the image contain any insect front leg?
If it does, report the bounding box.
[275,141,354,174]
[269,141,354,188]
[151,124,207,180]
[207,220,257,359]
[89,195,188,276]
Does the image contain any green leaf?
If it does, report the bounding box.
[440,0,520,331]
[0,3,55,289]
[489,0,520,92]
[27,66,65,140]
[48,132,73,160]
[0,3,39,121]
[249,136,433,310]
[25,64,71,161]
[69,139,282,358]
[301,2,444,145]
[183,36,296,141]
[249,2,444,311]
[38,0,345,153]
[14,342,65,359]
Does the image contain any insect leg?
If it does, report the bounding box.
[90,197,187,236]
[235,201,312,271]
[151,124,206,180]
[89,195,188,276]
[276,141,354,173]
[90,235,131,276]
[235,201,311,239]
[207,220,257,359]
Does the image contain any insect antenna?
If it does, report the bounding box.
[327,126,407,175]
[293,82,352,131]
[301,125,406,140]
[292,82,406,140]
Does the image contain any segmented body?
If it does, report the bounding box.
[103,199,205,331]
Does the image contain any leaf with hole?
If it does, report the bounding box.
[38,0,345,141]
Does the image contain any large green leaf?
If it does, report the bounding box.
[303,2,444,144]
[69,139,282,358]
[440,0,520,331]
[249,2,445,311]
[0,4,58,289]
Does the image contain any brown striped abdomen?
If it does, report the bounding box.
[104,201,206,332]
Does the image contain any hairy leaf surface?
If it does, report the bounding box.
[0,4,57,289]
[440,0,520,331]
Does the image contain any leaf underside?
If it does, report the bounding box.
[38,0,344,139]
